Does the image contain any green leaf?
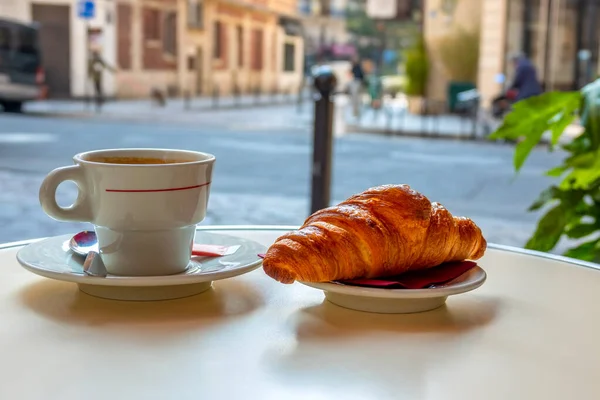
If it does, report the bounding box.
[545,165,568,177]
[525,205,568,252]
[528,186,559,211]
[565,151,597,168]
[547,111,574,146]
[489,91,580,170]
[565,222,598,239]
[561,134,590,153]
[591,190,600,203]
[561,157,600,189]
[514,126,546,171]
[563,239,600,262]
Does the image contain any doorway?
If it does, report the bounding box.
[31,4,71,98]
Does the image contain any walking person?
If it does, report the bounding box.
[88,49,115,112]
[349,56,365,118]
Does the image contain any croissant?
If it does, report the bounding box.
[263,184,486,284]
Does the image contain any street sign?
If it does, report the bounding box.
[366,0,397,19]
[78,0,95,19]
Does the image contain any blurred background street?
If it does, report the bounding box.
[1,0,599,254]
[0,102,563,250]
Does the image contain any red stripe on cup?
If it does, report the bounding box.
[105,182,211,193]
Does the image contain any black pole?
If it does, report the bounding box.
[233,82,240,107]
[297,80,304,113]
[212,85,219,108]
[310,67,337,214]
[184,90,191,110]
[254,85,260,105]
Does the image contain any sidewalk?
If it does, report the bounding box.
[20,94,583,145]
[343,95,583,144]
[22,94,314,130]
[24,91,305,116]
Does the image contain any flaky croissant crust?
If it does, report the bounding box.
[263,184,487,284]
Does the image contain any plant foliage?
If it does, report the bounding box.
[404,36,429,97]
[490,79,600,261]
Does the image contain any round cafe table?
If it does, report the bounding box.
[1,226,599,399]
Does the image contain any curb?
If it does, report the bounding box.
[344,124,560,147]
[345,123,492,142]
[21,99,309,121]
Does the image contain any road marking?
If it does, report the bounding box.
[211,139,310,155]
[391,151,505,166]
[0,133,57,144]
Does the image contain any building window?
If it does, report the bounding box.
[144,8,160,41]
[187,0,203,29]
[251,28,263,71]
[213,21,223,59]
[163,11,177,56]
[237,26,243,67]
[283,43,295,72]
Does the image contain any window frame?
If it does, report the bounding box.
[144,8,161,42]
[283,42,295,72]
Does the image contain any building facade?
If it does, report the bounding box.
[505,0,599,92]
[0,0,303,99]
[423,0,600,107]
[115,0,180,98]
[423,0,482,102]
[177,0,304,96]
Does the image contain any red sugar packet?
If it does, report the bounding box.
[256,253,476,289]
[192,244,240,257]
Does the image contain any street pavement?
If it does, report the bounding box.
[24,94,583,143]
[0,104,569,253]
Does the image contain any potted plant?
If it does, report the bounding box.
[404,36,429,114]
[490,79,600,261]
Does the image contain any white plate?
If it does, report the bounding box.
[16,231,266,301]
[300,266,487,314]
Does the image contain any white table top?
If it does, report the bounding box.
[1,226,600,399]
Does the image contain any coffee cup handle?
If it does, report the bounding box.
[39,165,93,222]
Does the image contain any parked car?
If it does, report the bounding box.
[0,18,45,113]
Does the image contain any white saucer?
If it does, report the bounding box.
[300,266,487,314]
[16,231,266,301]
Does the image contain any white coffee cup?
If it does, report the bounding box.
[39,148,215,276]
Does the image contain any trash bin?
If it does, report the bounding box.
[448,81,476,113]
